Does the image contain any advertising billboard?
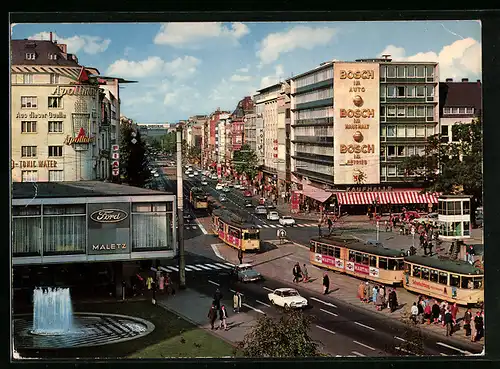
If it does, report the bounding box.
[87,202,131,255]
[333,63,380,185]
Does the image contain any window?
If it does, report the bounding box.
[465,107,475,114]
[21,146,37,157]
[387,86,396,97]
[443,107,452,115]
[43,205,86,254]
[426,85,434,97]
[380,65,386,77]
[416,126,425,137]
[12,206,42,255]
[21,96,37,108]
[473,277,483,289]
[407,106,415,117]
[355,252,362,263]
[387,145,396,157]
[426,106,434,118]
[362,254,369,265]
[380,106,386,117]
[426,126,435,137]
[48,170,64,182]
[48,96,62,109]
[441,125,449,136]
[387,126,396,137]
[25,53,36,60]
[416,106,425,117]
[406,125,416,137]
[407,146,415,156]
[21,170,38,182]
[397,65,405,78]
[381,86,386,97]
[294,68,333,88]
[461,276,472,289]
[379,257,388,269]
[463,200,470,215]
[294,86,333,104]
[21,121,37,133]
[416,66,425,77]
[397,165,405,176]
[369,256,377,267]
[421,267,430,280]
[412,265,421,278]
[430,269,439,283]
[48,121,63,133]
[407,66,415,78]
[387,106,396,117]
[463,221,471,236]
[426,66,434,77]
[387,66,396,78]
[397,126,406,137]
[397,106,405,117]
[132,203,173,250]
[23,74,33,84]
[450,274,460,287]
[451,107,460,114]
[397,86,405,97]
[48,145,63,157]
[381,166,387,177]
[387,165,397,177]
[407,86,415,97]
[397,146,405,156]
[388,258,399,270]
[438,272,448,285]
[380,126,386,137]
[416,146,425,156]
[416,86,425,97]
[349,250,355,261]
[50,74,59,84]
[333,247,341,258]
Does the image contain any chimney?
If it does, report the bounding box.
[446,78,453,82]
[462,78,469,82]
[50,32,53,42]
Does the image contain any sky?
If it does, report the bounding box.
[11,21,481,123]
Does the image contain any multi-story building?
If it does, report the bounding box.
[11,37,105,182]
[185,115,206,149]
[289,57,440,213]
[277,80,292,201]
[231,96,254,153]
[215,113,230,177]
[138,123,170,140]
[439,78,482,143]
[243,113,262,162]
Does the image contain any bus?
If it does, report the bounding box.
[212,209,260,252]
[309,235,406,286]
[403,255,484,307]
[190,187,208,209]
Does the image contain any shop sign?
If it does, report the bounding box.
[87,203,131,255]
[52,85,98,97]
[12,160,58,169]
[91,243,127,251]
[346,186,393,192]
[64,127,94,145]
[90,209,129,223]
[16,112,67,119]
[339,70,375,80]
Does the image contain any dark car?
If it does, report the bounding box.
[231,264,263,282]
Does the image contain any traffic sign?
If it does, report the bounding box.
[112,168,119,176]
[131,138,137,144]
[112,160,120,168]
[112,144,119,151]
[279,229,287,238]
[112,152,120,159]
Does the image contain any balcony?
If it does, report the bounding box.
[293,116,334,127]
[292,152,333,165]
[294,98,333,111]
[294,167,334,184]
[294,79,333,95]
[292,136,333,146]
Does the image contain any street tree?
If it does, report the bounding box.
[160,132,177,154]
[188,145,201,164]
[232,144,258,179]
[235,309,321,357]
[385,308,425,356]
[119,119,151,187]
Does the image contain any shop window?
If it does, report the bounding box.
[438,272,448,285]
[379,257,388,269]
[362,254,369,265]
[421,268,430,280]
[430,269,439,283]
[355,252,362,263]
[450,274,460,287]
[412,265,421,278]
[369,256,377,267]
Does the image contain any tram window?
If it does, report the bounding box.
[430,269,439,283]
[244,232,259,240]
[349,250,355,262]
[369,256,377,267]
[327,247,334,257]
[388,258,398,270]
[310,241,316,252]
[316,245,323,254]
[412,265,421,278]
[473,277,483,289]
[355,252,362,263]
[461,276,472,289]
[334,247,341,258]
[438,272,448,285]
[379,257,388,269]
[397,259,405,270]
[450,274,460,287]
[362,254,369,265]
[421,268,430,280]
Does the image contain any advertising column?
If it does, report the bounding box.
[333,64,380,185]
[87,203,131,255]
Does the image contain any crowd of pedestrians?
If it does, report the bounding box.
[207,288,243,331]
[357,281,399,312]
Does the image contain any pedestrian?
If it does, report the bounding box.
[208,304,218,330]
[322,272,330,295]
[451,302,459,325]
[219,305,228,331]
[463,308,472,337]
[327,218,333,233]
[302,263,309,282]
[357,282,365,302]
[431,300,440,324]
[372,285,378,306]
[159,273,165,294]
[233,291,242,313]
[410,302,419,324]
[364,282,372,303]
[467,245,476,264]
[292,263,302,283]
[146,275,153,291]
[473,311,484,342]
[424,302,432,324]
[444,309,453,336]
[238,248,243,264]
[378,285,385,308]
[375,288,383,311]
[213,288,223,310]
[417,298,424,323]
[389,288,398,312]
[318,223,322,237]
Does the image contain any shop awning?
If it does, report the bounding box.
[302,183,333,203]
[336,191,439,205]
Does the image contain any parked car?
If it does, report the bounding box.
[188,173,194,178]
[220,194,227,202]
[267,211,280,221]
[184,170,191,175]
[211,174,219,180]
[201,180,208,186]
[243,190,252,197]
[268,288,308,309]
[215,183,224,191]
[234,183,241,189]
[254,205,267,215]
[231,263,262,282]
[193,171,198,176]
[222,187,230,193]
[279,216,296,226]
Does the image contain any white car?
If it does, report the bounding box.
[267,211,280,221]
[184,170,191,175]
[153,173,159,177]
[193,171,198,176]
[268,288,308,309]
[201,180,208,186]
[279,216,296,226]
[222,187,230,193]
[234,183,241,189]
[215,183,224,191]
[416,213,439,224]
[211,174,219,180]
[188,173,194,178]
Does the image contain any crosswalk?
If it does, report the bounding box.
[152,262,235,274]
[256,223,317,229]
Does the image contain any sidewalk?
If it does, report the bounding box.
[212,241,484,351]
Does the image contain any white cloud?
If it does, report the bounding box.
[379,38,481,80]
[154,22,249,47]
[230,74,252,82]
[259,64,285,88]
[107,55,201,79]
[237,66,250,73]
[257,25,338,65]
[28,32,111,54]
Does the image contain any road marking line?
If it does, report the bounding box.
[263,286,274,292]
[436,342,472,355]
[352,351,365,357]
[277,224,283,228]
[210,244,225,260]
[440,353,448,356]
[316,325,335,335]
[256,300,271,307]
[269,225,276,228]
[395,336,407,342]
[196,264,213,270]
[229,289,244,296]
[354,321,375,331]
[224,262,235,267]
[205,264,222,270]
[256,225,262,228]
[320,308,338,317]
[208,280,220,286]
[188,265,203,271]
[310,297,337,308]
[395,346,416,355]
[216,263,233,269]
[243,303,265,314]
[262,225,269,228]
[353,341,375,351]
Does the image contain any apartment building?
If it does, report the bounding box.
[215,113,231,177]
[277,80,292,198]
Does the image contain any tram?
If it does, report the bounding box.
[189,187,208,209]
[211,209,260,252]
[309,235,406,285]
[403,255,484,306]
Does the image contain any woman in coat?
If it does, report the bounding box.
[219,305,228,331]
[431,300,441,324]
[372,286,378,306]
[357,282,365,302]
[375,289,384,311]
[233,292,242,313]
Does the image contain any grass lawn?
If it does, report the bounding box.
[17,300,235,359]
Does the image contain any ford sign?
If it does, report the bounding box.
[90,209,129,223]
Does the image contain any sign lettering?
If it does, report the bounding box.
[12,160,58,169]
[339,70,375,80]
[340,144,375,154]
[354,263,369,275]
[16,112,67,120]
[90,209,129,223]
[340,109,375,119]
[92,243,127,251]
[64,135,94,145]
[52,85,98,97]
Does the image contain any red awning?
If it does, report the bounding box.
[336,191,439,205]
[301,184,333,203]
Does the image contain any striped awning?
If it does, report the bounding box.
[11,65,81,80]
[336,191,439,205]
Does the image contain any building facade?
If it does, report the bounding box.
[215,113,231,177]
[137,124,170,140]
[277,80,292,200]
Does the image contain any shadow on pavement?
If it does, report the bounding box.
[258,241,278,253]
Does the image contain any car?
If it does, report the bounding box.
[254,205,267,215]
[185,165,190,169]
[219,194,227,202]
[243,190,252,197]
[153,173,159,177]
[268,288,308,309]
[188,173,194,178]
[279,216,296,226]
[201,180,208,186]
[222,187,230,193]
[245,200,253,208]
[193,171,198,176]
[267,211,280,221]
[215,183,224,191]
[234,183,241,189]
[231,263,263,282]
[184,170,191,175]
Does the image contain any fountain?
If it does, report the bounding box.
[31,287,74,335]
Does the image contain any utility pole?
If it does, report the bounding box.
[176,125,186,289]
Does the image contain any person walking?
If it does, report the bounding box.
[158,273,165,294]
[463,308,473,337]
[364,282,372,303]
[213,288,223,310]
[410,302,419,324]
[357,282,365,302]
[451,302,459,325]
[238,248,243,264]
[375,288,384,311]
[233,291,242,313]
[219,305,228,331]
[292,263,302,283]
[208,304,218,330]
[444,309,453,336]
[378,285,385,308]
[372,285,378,306]
[327,218,333,234]
[322,272,330,295]
[389,288,398,312]
[417,298,424,323]
[302,263,309,282]
[473,311,484,342]
[431,300,440,324]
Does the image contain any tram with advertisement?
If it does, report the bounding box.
[309,235,406,285]
[403,255,484,307]
[211,209,260,252]
[189,187,208,209]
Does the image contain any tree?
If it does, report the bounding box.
[385,308,425,356]
[160,132,177,154]
[235,309,321,357]
[188,145,202,164]
[232,144,258,179]
[119,119,151,187]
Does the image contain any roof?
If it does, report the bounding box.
[404,255,483,275]
[256,82,282,93]
[12,181,171,199]
[212,208,257,229]
[291,62,334,80]
[439,81,482,112]
[11,39,80,67]
[311,235,407,258]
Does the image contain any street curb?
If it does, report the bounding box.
[211,244,226,260]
